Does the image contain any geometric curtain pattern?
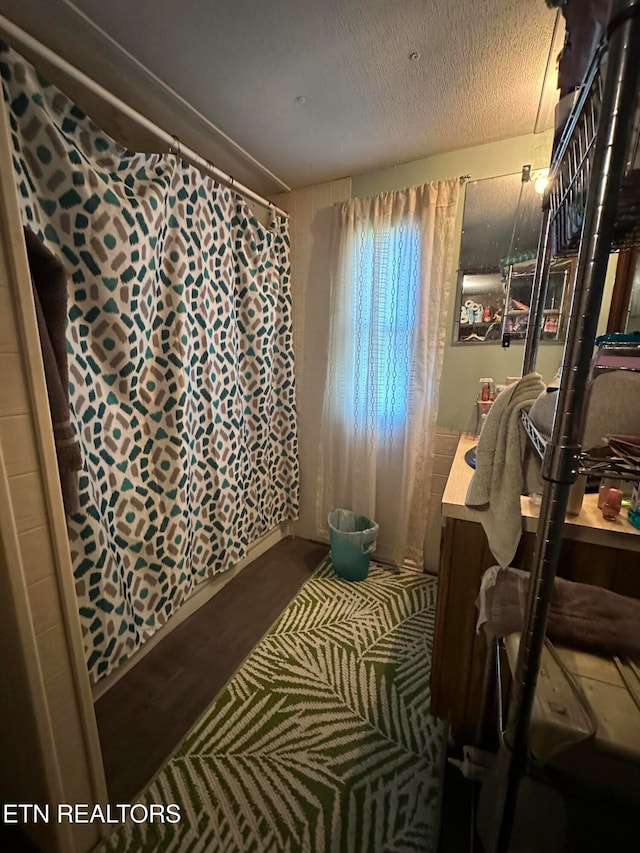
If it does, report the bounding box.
[0,42,299,681]
[99,558,444,852]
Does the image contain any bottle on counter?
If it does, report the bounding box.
[477,378,495,428]
[598,477,618,509]
[478,377,494,401]
[602,488,622,521]
[566,475,587,516]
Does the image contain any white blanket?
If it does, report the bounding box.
[466,373,546,567]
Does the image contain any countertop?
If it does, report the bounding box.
[442,434,640,552]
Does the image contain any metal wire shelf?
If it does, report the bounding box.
[521,410,548,460]
[549,43,640,256]
[521,410,640,480]
[489,5,640,850]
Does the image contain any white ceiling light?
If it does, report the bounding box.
[533,168,550,195]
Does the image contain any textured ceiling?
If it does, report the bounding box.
[0,0,559,194]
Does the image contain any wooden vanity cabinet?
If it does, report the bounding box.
[430,436,640,746]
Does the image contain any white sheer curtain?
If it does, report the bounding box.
[316,179,459,568]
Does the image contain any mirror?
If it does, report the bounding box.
[628,256,640,331]
[454,167,566,344]
[603,249,640,334]
[620,250,640,332]
[458,170,541,272]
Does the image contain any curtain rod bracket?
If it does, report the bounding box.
[170,135,182,159]
[460,174,471,185]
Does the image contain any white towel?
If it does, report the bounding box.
[466,372,546,567]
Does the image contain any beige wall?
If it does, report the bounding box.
[276,134,558,554]
[282,132,615,571]
[277,131,617,571]
[283,133,564,446]
[352,130,617,430]
[424,428,460,574]
[0,407,60,853]
[353,130,563,431]
[0,91,105,852]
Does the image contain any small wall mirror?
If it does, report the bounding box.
[617,250,640,332]
[627,255,640,331]
[454,167,568,344]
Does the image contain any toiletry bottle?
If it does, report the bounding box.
[566,475,587,516]
[598,477,617,509]
[602,488,622,521]
[479,377,494,400]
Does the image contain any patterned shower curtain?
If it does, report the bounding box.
[1,42,299,681]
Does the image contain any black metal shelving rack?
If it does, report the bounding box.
[486,2,640,850]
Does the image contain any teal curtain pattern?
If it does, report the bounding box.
[1,43,299,681]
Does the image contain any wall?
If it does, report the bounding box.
[0,317,60,853]
[353,130,617,431]
[0,90,106,851]
[424,427,460,574]
[627,253,640,330]
[354,131,562,431]
[277,133,556,546]
[278,130,617,565]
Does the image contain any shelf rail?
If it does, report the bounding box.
[522,410,640,479]
[486,3,640,851]
[522,207,554,372]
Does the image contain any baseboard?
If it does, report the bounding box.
[92,521,291,701]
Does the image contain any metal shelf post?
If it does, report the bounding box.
[522,204,553,373]
[486,3,640,850]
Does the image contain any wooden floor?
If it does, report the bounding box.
[95,536,328,803]
[93,534,640,850]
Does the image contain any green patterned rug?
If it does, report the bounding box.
[99,558,444,852]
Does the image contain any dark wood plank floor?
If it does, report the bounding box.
[95,536,328,802]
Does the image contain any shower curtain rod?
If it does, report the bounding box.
[0,16,290,219]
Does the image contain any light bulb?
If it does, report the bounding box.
[534,170,550,195]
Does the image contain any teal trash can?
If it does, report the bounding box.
[328,508,379,581]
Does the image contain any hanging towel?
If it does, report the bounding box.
[24,227,82,515]
[466,372,546,567]
[477,565,640,659]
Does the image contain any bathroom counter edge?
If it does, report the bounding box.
[442,434,640,552]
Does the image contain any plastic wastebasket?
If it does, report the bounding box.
[328,508,379,581]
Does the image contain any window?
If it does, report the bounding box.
[347,220,420,431]
[318,179,459,564]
